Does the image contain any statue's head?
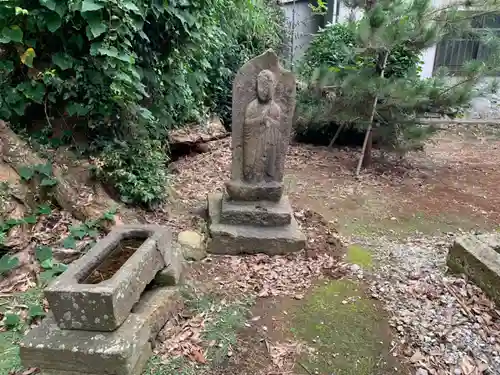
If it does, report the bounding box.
[256,70,275,103]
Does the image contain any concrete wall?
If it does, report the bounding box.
[279,0,323,67]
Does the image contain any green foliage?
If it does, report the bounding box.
[35,245,67,284]
[296,0,500,153]
[62,207,116,250]
[205,0,286,125]
[299,22,421,80]
[0,0,285,205]
[1,204,52,247]
[18,163,57,187]
[0,254,19,276]
[93,140,168,206]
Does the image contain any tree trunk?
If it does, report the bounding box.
[0,120,137,229]
[355,51,389,176]
[362,129,373,167]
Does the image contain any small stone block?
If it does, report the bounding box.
[447,234,500,306]
[220,194,292,227]
[207,193,305,255]
[225,180,282,202]
[44,225,170,332]
[154,243,185,286]
[21,286,181,375]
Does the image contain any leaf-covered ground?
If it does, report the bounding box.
[2,124,500,375]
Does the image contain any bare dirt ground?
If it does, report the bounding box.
[3,125,500,375]
[151,124,500,375]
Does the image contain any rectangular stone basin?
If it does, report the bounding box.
[20,287,182,375]
[44,225,170,331]
[447,233,500,306]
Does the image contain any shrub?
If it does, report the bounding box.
[92,138,168,207]
[0,0,286,205]
[206,0,286,126]
[299,22,421,80]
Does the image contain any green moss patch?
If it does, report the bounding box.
[0,331,22,374]
[289,280,402,375]
[346,244,373,269]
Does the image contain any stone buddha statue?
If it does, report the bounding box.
[242,69,282,183]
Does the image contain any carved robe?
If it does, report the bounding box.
[242,99,281,183]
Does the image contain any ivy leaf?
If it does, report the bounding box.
[81,0,104,12]
[40,269,57,283]
[52,52,73,70]
[62,236,76,249]
[0,254,19,275]
[35,246,53,263]
[84,12,108,39]
[40,0,57,11]
[35,163,52,176]
[36,204,52,215]
[40,257,54,269]
[0,26,23,44]
[69,225,87,239]
[123,2,141,14]
[20,48,36,67]
[4,313,20,329]
[18,166,34,180]
[28,304,46,320]
[17,81,45,104]
[0,60,14,73]
[22,215,37,224]
[52,263,68,274]
[46,12,62,33]
[41,177,58,186]
[66,102,89,116]
[15,7,29,15]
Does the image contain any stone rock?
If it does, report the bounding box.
[168,116,227,145]
[207,193,305,255]
[44,225,169,332]
[447,233,500,306]
[178,230,206,261]
[154,242,185,286]
[20,286,182,375]
[226,49,296,202]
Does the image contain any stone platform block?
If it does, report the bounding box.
[21,286,182,375]
[207,193,305,255]
[447,233,500,305]
[45,225,170,331]
[220,194,292,227]
[225,180,282,202]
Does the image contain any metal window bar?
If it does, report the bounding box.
[433,14,500,75]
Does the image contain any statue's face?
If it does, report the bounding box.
[256,70,275,102]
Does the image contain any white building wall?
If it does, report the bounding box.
[279,0,323,66]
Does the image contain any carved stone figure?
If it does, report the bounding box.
[226,50,296,202]
[206,50,305,256]
[243,69,282,183]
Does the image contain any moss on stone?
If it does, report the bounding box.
[290,280,400,375]
[346,244,373,269]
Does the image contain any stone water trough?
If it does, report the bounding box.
[20,224,184,375]
[447,233,500,306]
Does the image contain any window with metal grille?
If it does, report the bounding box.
[433,14,500,75]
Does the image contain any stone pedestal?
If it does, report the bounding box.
[207,193,305,255]
[206,49,305,255]
[20,225,185,375]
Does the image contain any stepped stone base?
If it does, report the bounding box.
[20,287,182,375]
[220,193,292,227]
[207,193,305,255]
[447,233,500,306]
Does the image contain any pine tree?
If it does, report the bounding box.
[303,0,500,174]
